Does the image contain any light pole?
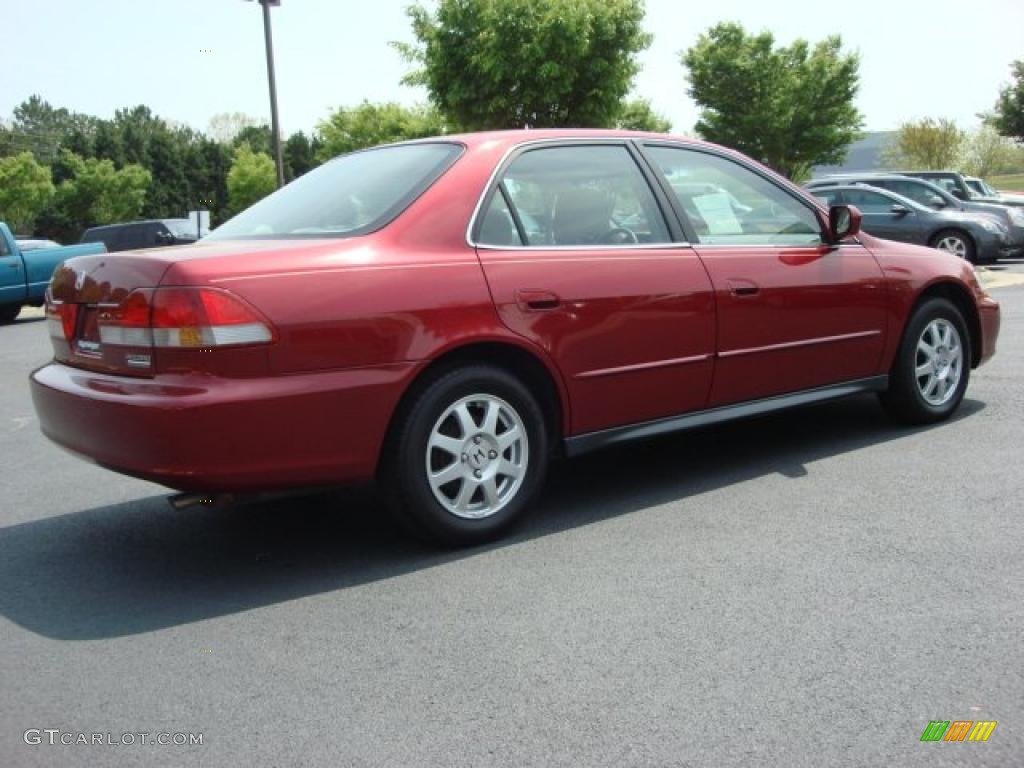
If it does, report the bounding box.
[248,0,286,188]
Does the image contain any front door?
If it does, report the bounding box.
[0,233,27,305]
[642,144,889,407]
[472,142,716,435]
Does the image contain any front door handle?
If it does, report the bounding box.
[727,279,760,297]
[515,290,561,311]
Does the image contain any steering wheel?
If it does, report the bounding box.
[600,227,639,245]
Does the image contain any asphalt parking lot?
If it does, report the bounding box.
[2,265,1023,767]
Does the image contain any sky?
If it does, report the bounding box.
[2,0,1022,138]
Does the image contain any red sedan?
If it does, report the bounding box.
[31,130,1001,545]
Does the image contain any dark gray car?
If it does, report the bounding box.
[809,185,1012,263]
[806,173,1024,255]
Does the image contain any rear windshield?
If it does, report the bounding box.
[207,142,463,240]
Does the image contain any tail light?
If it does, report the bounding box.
[98,287,275,349]
[45,298,78,342]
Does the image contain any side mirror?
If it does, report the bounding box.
[929,196,947,209]
[828,204,861,243]
[154,231,175,245]
[890,204,909,216]
[950,189,965,200]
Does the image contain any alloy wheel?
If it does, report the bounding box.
[425,394,529,519]
[915,318,963,406]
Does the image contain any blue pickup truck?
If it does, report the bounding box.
[0,222,106,323]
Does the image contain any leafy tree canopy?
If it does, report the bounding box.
[615,99,672,133]
[0,152,55,233]
[316,101,445,161]
[683,22,863,179]
[226,144,277,215]
[992,59,1024,142]
[397,0,651,130]
[884,117,964,170]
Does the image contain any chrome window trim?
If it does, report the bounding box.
[465,136,865,251]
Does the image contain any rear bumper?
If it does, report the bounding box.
[30,361,420,492]
[978,296,1000,366]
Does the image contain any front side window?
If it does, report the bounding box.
[477,145,671,247]
[645,146,823,246]
[208,143,463,240]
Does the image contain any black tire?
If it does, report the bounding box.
[0,304,21,324]
[382,364,549,546]
[929,229,977,264]
[879,297,971,425]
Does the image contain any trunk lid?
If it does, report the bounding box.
[48,251,176,375]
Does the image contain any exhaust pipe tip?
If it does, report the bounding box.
[167,492,234,511]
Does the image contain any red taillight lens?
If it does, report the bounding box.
[45,297,78,342]
[98,287,274,349]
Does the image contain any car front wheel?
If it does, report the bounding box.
[879,297,971,424]
[384,365,549,546]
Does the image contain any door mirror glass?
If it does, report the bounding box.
[828,205,861,242]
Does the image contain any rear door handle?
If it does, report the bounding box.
[515,290,561,311]
[727,280,760,297]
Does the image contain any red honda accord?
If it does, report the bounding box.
[31,130,1001,544]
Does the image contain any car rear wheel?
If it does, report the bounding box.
[879,297,971,424]
[383,365,549,546]
[930,229,976,263]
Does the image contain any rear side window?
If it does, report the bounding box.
[208,143,463,240]
[880,180,946,207]
[837,188,894,213]
[477,145,671,247]
[646,146,822,246]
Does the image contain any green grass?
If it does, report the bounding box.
[987,173,1024,192]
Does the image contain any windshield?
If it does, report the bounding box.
[164,220,201,238]
[208,142,463,240]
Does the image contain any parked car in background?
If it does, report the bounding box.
[896,170,982,202]
[965,176,1024,207]
[810,185,1013,262]
[806,174,1024,257]
[31,130,1000,546]
[80,219,204,253]
[15,238,63,251]
[1,222,105,323]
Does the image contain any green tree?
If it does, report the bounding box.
[207,112,266,144]
[316,101,445,161]
[961,124,1021,178]
[284,131,320,179]
[615,99,671,132]
[0,152,55,233]
[682,22,862,179]
[397,0,651,130]
[884,118,964,170]
[227,144,276,214]
[54,150,151,228]
[7,95,96,165]
[992,60,1024,142]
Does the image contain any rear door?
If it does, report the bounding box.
[472,141,716,435]
[642,143,888,407]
